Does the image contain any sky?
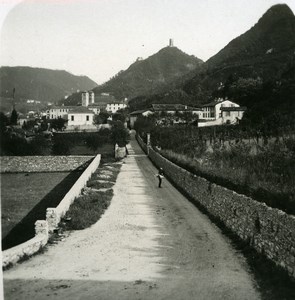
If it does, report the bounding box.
[1,0,295,85]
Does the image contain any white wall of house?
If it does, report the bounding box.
[68,113,94,126]
[106,103,127,113]
[203,100,239,120]
[222,110,245,124]
[47,108,70,119]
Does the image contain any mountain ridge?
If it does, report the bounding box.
[92,46,203,101]
[0,66,98,104]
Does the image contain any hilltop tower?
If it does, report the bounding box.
[169,38,174,47]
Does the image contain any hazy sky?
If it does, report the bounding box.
[1,0,295,84]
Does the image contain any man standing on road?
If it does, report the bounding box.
[157,168,164,188]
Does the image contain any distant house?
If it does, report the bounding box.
[66,107,96,131]
[151,104,202,117]
[87,103,101,115]
[199,99,246,127]
[129,109,154,128]
[47,106,75,119]
[221,106,247,125]
[106,102,127,114]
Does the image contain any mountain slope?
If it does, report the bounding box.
[93,46,203,100]
[183,4,295,102]
[0,66,98,103]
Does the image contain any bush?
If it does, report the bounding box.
[110,121,130,147]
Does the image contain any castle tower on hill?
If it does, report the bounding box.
[169,38,174,47]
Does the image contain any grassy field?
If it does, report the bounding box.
[1,171,82,250]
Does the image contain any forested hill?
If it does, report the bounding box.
[0,66,98,103]
[92,46,203,101]
[128,4,295,120]
[183,4,295,102]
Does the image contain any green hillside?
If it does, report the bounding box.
[0,66,98,104]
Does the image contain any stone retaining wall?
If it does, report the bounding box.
[136,134,148,153]
[2,155,101,268]
[137,135,295,278]
[46,154,101,231]
[0,156,93,173]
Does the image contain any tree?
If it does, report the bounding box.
[85,135,103,153]
[112,112,126,123]
[94,110,110,124]
[10,108,18,125]
[0,112,9,134]
[52,134,71,155]
[50,118,67,131]
[110,121,130,147]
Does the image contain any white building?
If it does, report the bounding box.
[106,102,127,114]
[199,99,246,127]
[151,104,202,117]
[47,106,75,119]
[129,109,154,128]
[66,107,96,131]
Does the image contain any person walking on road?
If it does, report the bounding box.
[157,168,164,188]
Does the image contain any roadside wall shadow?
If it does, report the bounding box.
[2,169,83,250]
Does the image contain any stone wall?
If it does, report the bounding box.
[2,155,101,268]
[46,154,101,231]
[137,135,295,278]
[136,134,148,154]
[2,221,48,269]
[0,156,93,173]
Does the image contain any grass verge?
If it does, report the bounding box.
[60,158,122,231]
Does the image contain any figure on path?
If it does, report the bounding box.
[157,168,164,188]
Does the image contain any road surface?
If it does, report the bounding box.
[3,136,260,300]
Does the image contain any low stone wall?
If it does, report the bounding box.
[136,134,148,154]
[2,155,101,268]
[2,221,48,269]
[46,154,101,231]
[0,156,93,173]
[138,135,295,278]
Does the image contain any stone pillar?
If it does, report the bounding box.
[46,208,58,232]
[35,220,49,237]
[147,133,151,155]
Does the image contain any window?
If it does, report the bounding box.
[226,111,230,117]
[71,116,74,121]
[86,115,89,121]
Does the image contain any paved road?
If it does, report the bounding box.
[3,137,260,300]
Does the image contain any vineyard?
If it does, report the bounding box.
[138,123,295,214]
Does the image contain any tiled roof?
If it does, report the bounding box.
[49,106,77,110]
[151,104,201,111]
[130,109,152,115]
[201,100,226,107]
[221,107,247,111]
[68,107,94,114]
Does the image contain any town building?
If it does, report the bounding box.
[129,109,154,128]
[66,107,96,131]
[106,102,127,114]
[47,106,75,119]
[199,99,246,127]
[151,104,202,117]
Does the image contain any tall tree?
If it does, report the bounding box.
[10,108,18,125]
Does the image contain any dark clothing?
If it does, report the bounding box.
[157,169,164,188]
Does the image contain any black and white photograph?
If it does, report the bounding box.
[1,0,295,299]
